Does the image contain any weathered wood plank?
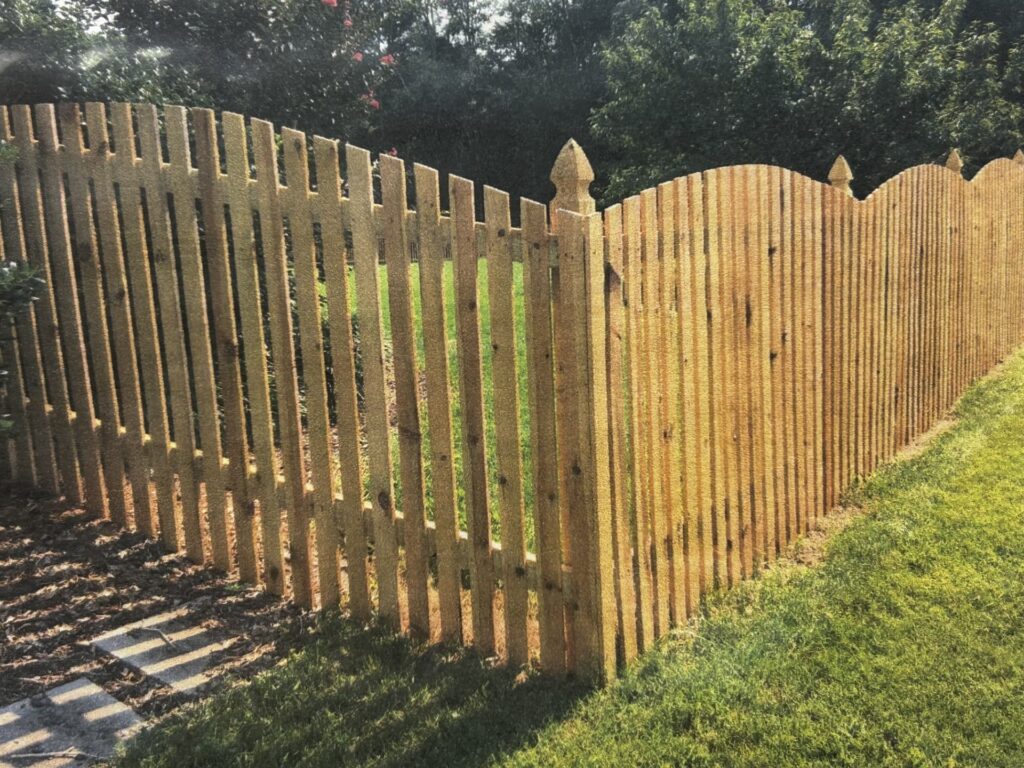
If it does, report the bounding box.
[681,174,714,598]
[57,104,128,526]
[622,193,655,646]
[0,106,61,492]
[484,185,529,665]
[222,112,284,593]
[414,163,462,641]
[656,180,685,622]
[283,126,339,607]
[521,197,565,672]
[253,119,312,604]
[451,174,495,654]
[135,104,203,560]
[0,123,35,486]
[109,102,179,550]
[603,203,638,659]
[194,108,256,582]
[347,143,399,625]
[768,167,791,552]
[163,105,231,570]
[24,105,106,517]
[83,102,154,535]
[316,136,369,616]
[380,153,429,634]
[751,165,776,566]
[639,187,669,633]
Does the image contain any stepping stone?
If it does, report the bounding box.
[90,608,235,695]
[0,678,141,767]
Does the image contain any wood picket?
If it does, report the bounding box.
[2,101,1022,683]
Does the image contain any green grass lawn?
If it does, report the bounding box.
[116,348,1024,768]
[337,262,533,543]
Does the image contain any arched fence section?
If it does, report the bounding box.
[0,102,1021,682]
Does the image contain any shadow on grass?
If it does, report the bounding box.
[116,612,591,768]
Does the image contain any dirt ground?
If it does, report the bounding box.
[0,485,312,718]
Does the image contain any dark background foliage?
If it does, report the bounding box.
[3,0,1024,203]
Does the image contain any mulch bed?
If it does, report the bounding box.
[0,485,313,718]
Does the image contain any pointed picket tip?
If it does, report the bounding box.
[828,155,853,196]
[550,138,595,184]
[1014,149,1024,166]
[945,149,964,175]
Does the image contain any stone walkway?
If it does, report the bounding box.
[0,679,140,767]
[1,608,237,766]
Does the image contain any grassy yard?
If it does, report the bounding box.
[343,262,533,543]
[115,348,1024,768]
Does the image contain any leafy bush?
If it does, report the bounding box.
[0,261,44,437]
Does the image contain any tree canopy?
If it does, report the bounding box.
[597,0,1024,198]
[2,0,1023,203]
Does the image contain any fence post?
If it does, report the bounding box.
[550,139,596,225]
[829,155,854,197]
[946,149,964,175]
[554,207,617,683]
[549,140,617,682]
[1014,149,1024,166]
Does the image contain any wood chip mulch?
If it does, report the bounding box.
[0,486,314,718]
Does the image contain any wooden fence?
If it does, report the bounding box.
[1,102,1022,682]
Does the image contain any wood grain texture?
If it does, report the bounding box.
[4,101,1023,684]
[451,174,495,655]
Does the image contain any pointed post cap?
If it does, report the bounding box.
[945,149,964,175]
[828,155,853,197]
[1014,149,1024,166]
[549,139,596,226]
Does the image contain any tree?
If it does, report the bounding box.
[369,0,620,203]
[83,0,419,138]
[5,0,1024,208]
[1,0,207,106]
[1,0,94,104]
[594,0,1024,201]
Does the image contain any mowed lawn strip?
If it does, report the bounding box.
[115,349,1024,768]
[507,350,1024,767]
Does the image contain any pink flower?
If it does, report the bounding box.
[388,147,398,156]
[352,51,363,62]
[322,0,337,7]
[343,16,353,27]
[379,54,396,66]
[369,99,380,110]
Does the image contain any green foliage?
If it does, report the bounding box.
[0,0,201,105]
[0,0,92,103]
[5,0,1024,204]
[370,0,618,202]
[0,262,43,438]
[113,348,1024,767]
[595,0,1024,200]
[0,139,17,165]
[84,0,415,137]
[0,261,43,317]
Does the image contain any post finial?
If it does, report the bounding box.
[945,149,964,175]
[1014,149,1024,166]
[828,155,854,197]
[550,139,596,224]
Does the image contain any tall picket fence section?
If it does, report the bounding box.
[1,102,1022,682]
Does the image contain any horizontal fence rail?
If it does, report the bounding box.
[0,102,1021,681]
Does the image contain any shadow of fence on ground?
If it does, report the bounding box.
[118,610,590,767]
